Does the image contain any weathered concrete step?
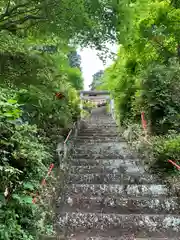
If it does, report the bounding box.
[73,150,133,158]
[76,137,120,142]
[73,152,135,159]
[80,127,118,131]
[74,139,121,143]
[134,239,178,240]
[81,123,116,127]
[77,134,118,138]
[67,237,176,240]
[70,158,138,167]
[78,132,118,137]
[85,121,116,124]
[85,125,117,129]
[73,137,122,144]
[62,196,180,214]
[85,121,116,123]
[84,127,118,132]
[70,162,143,174]
[68,184,172,197]
[68,173,157,184]
[56,226,180,239]
[66,235,179,240]
[70,161,137,171]
[79,133,118,137]
[42,235,175,240]
[57,212,180,235]
[73,141,132,155]
[85,118,115,121]
[74,142,129,153]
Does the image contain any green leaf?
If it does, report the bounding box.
[21,196,33,204]
[23,182,35,191]
[3,112,13,117]
[4,231,9,240]
[12,194,22,202]
[12,194,33,204]
[7,99,17,104]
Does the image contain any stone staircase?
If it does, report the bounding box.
[57,107,180,239]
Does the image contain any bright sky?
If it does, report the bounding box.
[78,43,117,90]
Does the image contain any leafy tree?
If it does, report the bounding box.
[68,51,81,70]
[101,0,180,173]
[90,70,104,90]
[0,0,118,47]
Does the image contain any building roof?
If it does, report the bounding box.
[79,90,109,95]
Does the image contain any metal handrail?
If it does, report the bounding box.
[168,160,180,170]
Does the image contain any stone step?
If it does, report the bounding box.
[73,151,132,158]
[82,118,115,121]
[74,142,128,151]
[65,234,177,240]
[79,133,118,137]
[67,184,172,198]
[80,127,118,131]
[73,150,131,157]
[85,120,116,123]
[67,173,157,184]
[85,125,117,127]
[84,127,118,132]
[79,130,118,134]
[76,136,120,141]
[57,212,180,236]
[73,152,135,159]
[56,226,179,239]
[70,159,139,167]
[66,235,177,240]
[70,162,144,174]
[85,124,117,128]
[61,196,180,214]
[77,133,118,137]
[85,118,115,121]
[74,139,122,143]
[78,133,118,137]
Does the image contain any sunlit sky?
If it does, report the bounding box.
[78,43,118,90]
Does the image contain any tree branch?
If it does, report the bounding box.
[0,1,55,32]
[8,3,31,15]
[5,0,11,15]
[0,2,31,21]
[0,7,41,23]
[0,14,47,32]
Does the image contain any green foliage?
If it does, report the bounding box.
[0,0,118,48]
[0,0,122,238]
[0,12,84,240]
[101,0,180,175]
[152,133,180,174]
[90,70,104,90]
[139,58,180,135]
[0,87,54,239]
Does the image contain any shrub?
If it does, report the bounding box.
[0,87,53,239]
[140,58,180,135]
[152,132,180,174]
[0,33,82,239]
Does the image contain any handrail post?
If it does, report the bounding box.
[110,98,115,120]
[80,92,83,119]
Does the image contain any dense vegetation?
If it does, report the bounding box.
[2,0,180,237]
[0,0,119,239]
[100,0,180,174]
[90,70,104,90]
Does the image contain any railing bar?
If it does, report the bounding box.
[64,122,76,144]
[64,129,72,144]
[168,159,180,170]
